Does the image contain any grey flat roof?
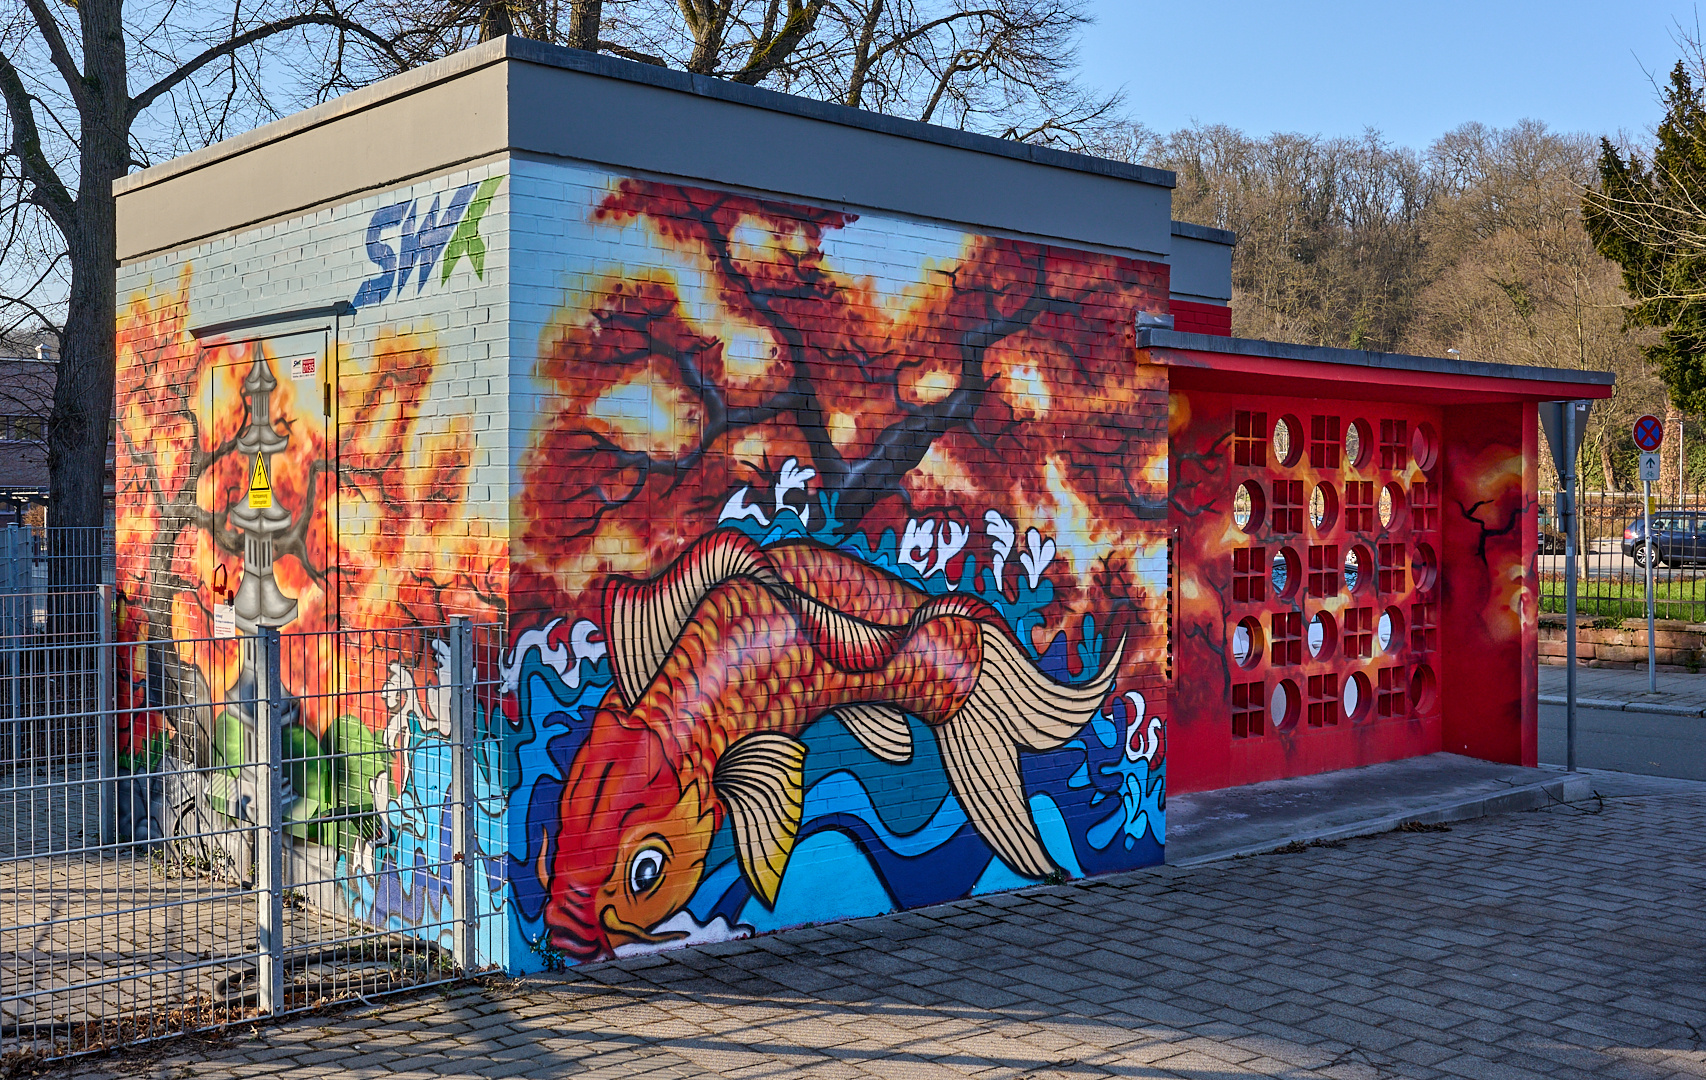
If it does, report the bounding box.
[1139,329,1615,388]
[115,36,1186,263]
[117,36,1174,196]
[505,39,1177,190]
[1172,220,1236,246]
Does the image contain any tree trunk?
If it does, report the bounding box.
[566,0,601,50]
[1661,403,1682,505]
[47,0,129,604]
[842,0,883,108]
[479,0,513,41]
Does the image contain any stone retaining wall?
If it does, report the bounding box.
[1539,615,1706,672]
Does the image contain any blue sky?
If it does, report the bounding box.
[1075,1,1692,148]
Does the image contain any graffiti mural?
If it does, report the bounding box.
[115,159,1175,970]
[502,171,1173,964]
[113,167,512,963]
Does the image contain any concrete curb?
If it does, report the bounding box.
[1168,772,1596,867]
[1538,693,1706,717]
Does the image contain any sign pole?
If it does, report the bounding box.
[1564,407,1578,773]
[1645,478,1657,693]
[1544,401,1597,773]
[1632,414,1667,698]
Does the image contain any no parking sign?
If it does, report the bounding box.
[1633,414,1665,452]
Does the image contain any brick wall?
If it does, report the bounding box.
[115,153,1186,971]
[115,161,513,645]
[501,160,1177,966]
[1171,299,1232,337]
[1169,391,1449,792]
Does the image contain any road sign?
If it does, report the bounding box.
[1634,414,1665,452]
[1640,452,1662,482]
[1540,400,1594,476]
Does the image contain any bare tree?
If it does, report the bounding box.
[1410,121,1659,490]
[785,0,1119,148]
[0,0,399,575]
[1109,122,1430,351]
[367,0,1117,147]
[379,0,827,79]
[1094,115,1661,490]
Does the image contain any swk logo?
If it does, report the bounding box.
[352,175,504,308]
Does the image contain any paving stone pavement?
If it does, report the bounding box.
[1539,663,1706,714]
[63,772,1706,1080]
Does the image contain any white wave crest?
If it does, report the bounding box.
[611,910,755,958]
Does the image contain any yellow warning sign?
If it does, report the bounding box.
[248,454,272,509]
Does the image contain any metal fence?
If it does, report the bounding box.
[0,598,506,1063]
[1541,489,1706,622]
[0,526,113,640]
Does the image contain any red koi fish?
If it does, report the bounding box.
[542,529,1121,959]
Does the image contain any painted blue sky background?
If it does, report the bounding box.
[1076,1,1691,147]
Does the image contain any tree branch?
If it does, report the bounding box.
[0,51,77,237]
[129,13,403,120]
[598,40,668,65]
[20,0,92,112]
[731,0,824,85]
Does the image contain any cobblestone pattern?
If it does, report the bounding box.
[66,780,1706,1080]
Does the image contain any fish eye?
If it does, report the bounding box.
[628,846,666,896]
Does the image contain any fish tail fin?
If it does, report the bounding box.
[939,630,1125,878]
[836,703,914,764]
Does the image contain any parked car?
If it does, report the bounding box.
[1622,509,1706,566]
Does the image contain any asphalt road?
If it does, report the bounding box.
[1539,701,1706,780]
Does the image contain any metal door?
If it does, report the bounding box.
[200,330,332,637]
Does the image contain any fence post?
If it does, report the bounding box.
[449,617,478,973]
[256,628,286,1013]
[97,584,115,848]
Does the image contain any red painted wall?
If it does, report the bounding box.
[1171,300,1232,337]
[1169,389,1455,793]
[1440,402,1539,765]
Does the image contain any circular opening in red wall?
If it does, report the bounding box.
[1232,616,1265,669]
[1272,547,1301,600]
[1411,422,1439,472]
[1378,606,1404,654]
[1344,671,1373,723]
[1273,415,1303,467]
[1233,481,1265,533]
[1307,610,1338,659]
[1345,418,1373,470]
[1345,544,1375,594]
[1411,665,1439,714]
[1378,482,1406,529]
[1310,483,1338,532]
[1413,542,1439,593]
[1271,678,1301,731]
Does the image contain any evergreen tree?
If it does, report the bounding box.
[1584,62,1706,412]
